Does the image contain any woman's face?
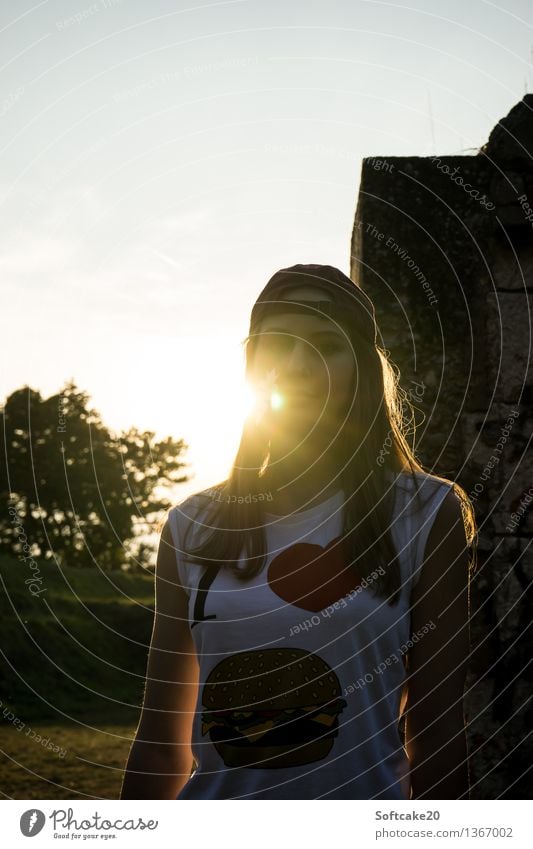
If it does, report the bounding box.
[249,286,357,449]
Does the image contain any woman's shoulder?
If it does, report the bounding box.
[169,481,228,524]
[391,469,455,490]
[388,469,456,510]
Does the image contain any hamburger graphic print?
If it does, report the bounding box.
[201,648,347,769]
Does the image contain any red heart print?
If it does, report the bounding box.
[267,536,363,611]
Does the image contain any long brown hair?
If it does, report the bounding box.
[179,287,477,607]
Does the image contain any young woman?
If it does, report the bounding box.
[121,263,477,800]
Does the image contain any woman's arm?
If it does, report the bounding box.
[403,488,471,800]
[120,517,200,800]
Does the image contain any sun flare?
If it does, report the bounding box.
[242,367,284,425]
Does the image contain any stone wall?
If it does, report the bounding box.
[351,96,533,799]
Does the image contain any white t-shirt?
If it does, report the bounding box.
[167,470,453,800]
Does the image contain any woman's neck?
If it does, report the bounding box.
[260,447,344,515]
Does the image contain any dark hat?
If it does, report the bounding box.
[249,263,378,346]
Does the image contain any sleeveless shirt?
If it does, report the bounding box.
[167,470,454,800]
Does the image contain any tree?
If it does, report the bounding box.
[0,380,190,570]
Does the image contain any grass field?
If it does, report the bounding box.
[0,721,136,799]
[0,555,155,798]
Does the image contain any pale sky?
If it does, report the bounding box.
[1,0,532,503]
